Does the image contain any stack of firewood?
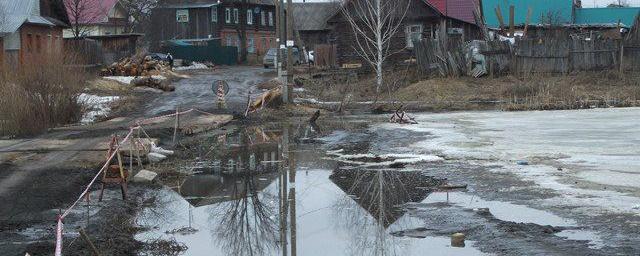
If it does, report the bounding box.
[100,55,169,77]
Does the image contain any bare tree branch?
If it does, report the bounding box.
[338,0,411,99]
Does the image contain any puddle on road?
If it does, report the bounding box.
[135,123,486,255]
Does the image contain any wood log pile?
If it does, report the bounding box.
[131,77,175,92]
[100,55,170,77]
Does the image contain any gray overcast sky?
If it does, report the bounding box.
[292,0,640,8]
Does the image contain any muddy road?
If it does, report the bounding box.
[0,66,272,256]
[2,65,640,255]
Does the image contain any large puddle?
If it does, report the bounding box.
[135,122,486,255]
[136,108,639,255]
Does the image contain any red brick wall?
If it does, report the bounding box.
[19,24,64,64]
[220,29,276,56]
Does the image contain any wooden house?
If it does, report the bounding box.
[326,0,480,70]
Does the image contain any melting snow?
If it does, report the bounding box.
[78,93,120,124]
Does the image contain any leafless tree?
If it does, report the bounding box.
[64,0,110,38]
[338,0,411,99]
[119,0,159,33]
[608,0,630,7]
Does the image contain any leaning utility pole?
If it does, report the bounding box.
[285,0,294,103]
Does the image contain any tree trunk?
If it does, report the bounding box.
[375,0,383,101]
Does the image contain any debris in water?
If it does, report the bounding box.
[165,227,199,235]
[451,233,466,247]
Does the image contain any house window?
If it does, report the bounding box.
[226,36,233,46]
[406,24,423,48]
[26,34,33,53]
[233,8,239,24]
[225,8,231,23]
[248,37,255,53]
[211,6,218,22]
[261,11,266,26]
[247,10,253,25]
[268,12,273,26]
[176,9,189,23]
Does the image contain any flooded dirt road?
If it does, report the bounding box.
[146,66,273,116]
[135,107,640,255]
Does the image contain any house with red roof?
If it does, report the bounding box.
[326,0,480,70]
[62,0,129,38]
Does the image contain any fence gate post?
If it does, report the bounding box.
[619,42,625,75]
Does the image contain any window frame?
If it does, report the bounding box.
[268,12,273,26]
[261,11,266,26]
[405,24,423,48]
[211,6,218,22]
[247,9,253,25]
[233,8,239,24]
[225,8,231,23]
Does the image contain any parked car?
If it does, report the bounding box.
[263,47,301,69]
[147,53,170,62]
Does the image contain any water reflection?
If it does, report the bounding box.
[331,169,441,256]
[137,123,483,256]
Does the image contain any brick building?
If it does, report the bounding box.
[150,0,277,63]
[0,0,70,66]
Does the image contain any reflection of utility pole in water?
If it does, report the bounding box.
[279,126,289,256]
[287,124,297,256]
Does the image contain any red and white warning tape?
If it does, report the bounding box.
[53,107,219,255]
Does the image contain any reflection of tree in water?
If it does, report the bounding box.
[208,127,281,256]
[330,169,441,256]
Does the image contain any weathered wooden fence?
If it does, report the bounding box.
[314,44,338,68]
[415,36,640,77]
[64,39,103,66]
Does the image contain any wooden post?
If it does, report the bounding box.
[509,5,515,37]
[620,42,625,75]
[523,8,532,38]
[172,106,180,143]
[79,228,101,256]
[495,7,505,32]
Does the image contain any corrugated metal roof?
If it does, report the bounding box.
[481,0,574,28]
[575,7,640,27]
[0,0,55,34]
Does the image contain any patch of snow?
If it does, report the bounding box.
[326,151,443,167]
[103,76,135,85]
[78,93,120,124]
[175,62,209,71]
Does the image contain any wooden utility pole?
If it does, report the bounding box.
[275,0,282,79]
[285,0,294,103]
[279,0,289,103]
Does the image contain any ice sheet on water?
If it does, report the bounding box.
[379,108,640,215]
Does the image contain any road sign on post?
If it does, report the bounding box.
[212,80,229,109]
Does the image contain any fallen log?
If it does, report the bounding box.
[247,86,283,113]
[131,77,175,92]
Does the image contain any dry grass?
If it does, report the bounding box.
[0,53,90,136]
[300,68,640,111]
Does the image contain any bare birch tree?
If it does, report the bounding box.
[64,0,110,38]
[339,0,411,98]
[120,0,159,33]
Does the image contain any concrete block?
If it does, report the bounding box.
[133,169,157,183]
